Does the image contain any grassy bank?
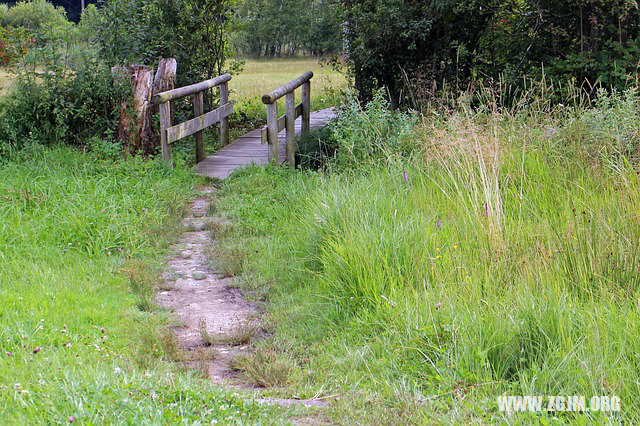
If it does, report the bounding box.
[0,148,282,422]
[214,91,640,422]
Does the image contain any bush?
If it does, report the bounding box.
[0,0,73,45]
[327,91,419,169]
[0,55,129,155]
[0,25,35,65]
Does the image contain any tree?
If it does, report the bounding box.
[343,0,640,106]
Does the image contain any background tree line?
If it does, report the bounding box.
[343,0,640,105]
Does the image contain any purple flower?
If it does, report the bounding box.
[68,416,75,423]
[402,169,408,183]
[32,347,41,354]
[436,218,442,230]
[436,302,442,309]
[6,351,11,356]
[484,203,489,217]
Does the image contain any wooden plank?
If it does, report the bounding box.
[166,102,233,144]
[262,71,313,104]
[266,101,279,164]
[220,81,230,146]
[285,92,295,167]
[194,91,205,163]
[159,101,172,164]
[301,81,310,137]
[154,74,232,104]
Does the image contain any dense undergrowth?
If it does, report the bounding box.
[0,147,281,422]
[216,88,640,422]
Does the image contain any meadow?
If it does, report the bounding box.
[231,57,346,102]
[0,148,288,422]
[212,88,640,423]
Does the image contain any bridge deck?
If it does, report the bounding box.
[196,107,335,179]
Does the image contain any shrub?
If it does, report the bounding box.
[328,91,419,169]
[0,0,73,45]
[0,25,35,65]
[0,55,130,155]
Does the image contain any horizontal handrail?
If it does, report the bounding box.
[261,71,313,104]
[153,73,232,104]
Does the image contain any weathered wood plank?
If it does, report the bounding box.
[154,74,232,104]
[194,91,205,163]
[262,71,313,104]
[220,81,230,146]
[166,102,233,144]
[285,92,295,167]
[266,101,279,164]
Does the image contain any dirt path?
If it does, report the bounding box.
[155,186,329,412]
[155,186,256,383]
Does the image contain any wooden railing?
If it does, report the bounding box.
[261,71,312,166]
[153,74,233,164]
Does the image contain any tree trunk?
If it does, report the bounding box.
[114,65,155,156]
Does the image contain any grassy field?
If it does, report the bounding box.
[212,90,640,423]
[0,148,288,422]
[231,57,347,103]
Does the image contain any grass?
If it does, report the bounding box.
[213,89,640,422]
[231,57,347,105]
[0,68,16,95]
[0,147,286,423]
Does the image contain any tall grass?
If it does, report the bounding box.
[218,88,640,422]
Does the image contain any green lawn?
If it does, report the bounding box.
[0,148,286,423]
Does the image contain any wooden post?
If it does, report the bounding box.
[285,92,295,167]
[266,101,279,164]
[194,91,205,163]
[301,81,311,137]
[159,101,172,165]
[220,81,230,146]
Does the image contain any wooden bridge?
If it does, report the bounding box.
[152,71,335,179]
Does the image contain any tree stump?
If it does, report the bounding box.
[113,65,155,156]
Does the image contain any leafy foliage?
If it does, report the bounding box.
[344,0,640,104]
[235,0,342,56]
[0,0,73,45]
[0,25,35,64]
[95,0,241,86]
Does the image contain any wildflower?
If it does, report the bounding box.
[142,207,147,212]
[100,327,105,333]
[6,352,11,356]
[101,209,106,213]
[32,347,41,354]
[453,244,458,249]
[483,203,489,217]
[77,242,81,246]
[68,416,75,423]
[436,218,442,230]
[118,248,123,253]
[402,169,408,183]
[65,342,71,348]
[436,302,442,309]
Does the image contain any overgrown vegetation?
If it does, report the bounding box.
[215,87,640,422]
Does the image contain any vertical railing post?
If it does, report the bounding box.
[285,92,296,167]
[194,91,205,163]
[266,101,279,164]
[159,101,172,165]
[301,81,311,138]
[220,81,230,146]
